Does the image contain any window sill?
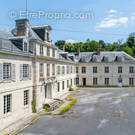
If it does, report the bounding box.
[24,105,29,109]
[3,112,12,118]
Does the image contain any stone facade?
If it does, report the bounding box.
[0,19,135,131]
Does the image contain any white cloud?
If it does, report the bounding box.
[66,39,77,44]
[96,14,128,30]
[108,9,117,13]
[130,13,135,25]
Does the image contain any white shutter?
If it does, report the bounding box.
[12,64,16,81]
[0,63,3,82]
[29,65,32,80]
[20,64,23,80]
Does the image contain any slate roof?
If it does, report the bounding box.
[0,28,33,56]
[77,52,135,63]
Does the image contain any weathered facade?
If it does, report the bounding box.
[0,19,135,131]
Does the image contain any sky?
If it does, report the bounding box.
[1,0,135,44]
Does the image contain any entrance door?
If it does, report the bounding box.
[82,78,86,86]
[45,84,51,98]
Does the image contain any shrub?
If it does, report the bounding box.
[69,86,74,91]
[59,98,77,115]
[44,106,50,112]
[70,98,77,106]
[59,105,71,115]
[32,99,36,113]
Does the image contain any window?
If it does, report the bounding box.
[82,67,86,73]
[52,64,55,75]
[57,82,60,92]
[47,32,50,42]
[93,78,98,85]
[62,81,64,90]
[24,90,29,106]
[76,67,79,73]
[74,78,76,85]
[62,66,65,74]
[47,47,50,56]
[23,42,28,52]
[67,66,69,74]
[47,64,50,76]
[118,66,122,73]
[129,78,134,86]
[3,63,11,80]
[71,66,73,73]
[52,49,55,57]
[129,67,134,73]
[67,80,69,88]
[40,63,44,77]
[4,94,11,114]
[76,78,79,85]
[93,67,97,73]
[71,79,72,86]
[57,66,60,75]
[105,78,109,85]
[105,67,109,73]
[23,64,29,78]
[40,45,43,56]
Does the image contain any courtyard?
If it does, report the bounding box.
[19,87,135,135]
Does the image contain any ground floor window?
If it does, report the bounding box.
[24,90,29,106]
[67,80,69,88]
[74,78,76,85]
[105,78,109,85]
[62,81,65,90]
[129,78,134,86]
[76,78,79,85]
[93,78,98,85]
[71,79,72,86]
[57,82,60,92]
[4,94,11,114]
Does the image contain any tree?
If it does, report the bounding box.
[55,40,66,49]
[127,35,135,48]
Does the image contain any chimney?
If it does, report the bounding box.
[62,46,65,52]
[16,19,29,37]
[77,47,80,56]
[97,46,101,55]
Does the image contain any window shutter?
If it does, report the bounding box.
[0,63,3,82]
[29,65,32,80]
[12,64,16,81]
[20,64,23,80]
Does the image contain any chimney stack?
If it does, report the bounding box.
[97,46,101,55]
[77,47,80,56]
[16,19,29,37]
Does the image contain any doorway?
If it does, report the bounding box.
[82,78,86,86]
[45,84,51,99]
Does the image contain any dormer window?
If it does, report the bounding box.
[23,42,28,52]
[47,32,49,42]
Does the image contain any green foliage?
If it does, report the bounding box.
[70,98,77,106]
[55,33,135,58]
[55,40,66,49]
[59,98,77,115]
[69,86,74,91]
[44,105,50,112]
[60,105,71,115]
[32,99,36,113]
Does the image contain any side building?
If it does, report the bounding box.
[74,50,135,87]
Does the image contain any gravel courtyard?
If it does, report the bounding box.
[19,87,135,135]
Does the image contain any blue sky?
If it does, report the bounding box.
[1,0,135,43]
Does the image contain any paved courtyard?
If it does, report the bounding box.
[19,88,135,135]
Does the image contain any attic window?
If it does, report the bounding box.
[23,42,28,52]
[47,32,49,42]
